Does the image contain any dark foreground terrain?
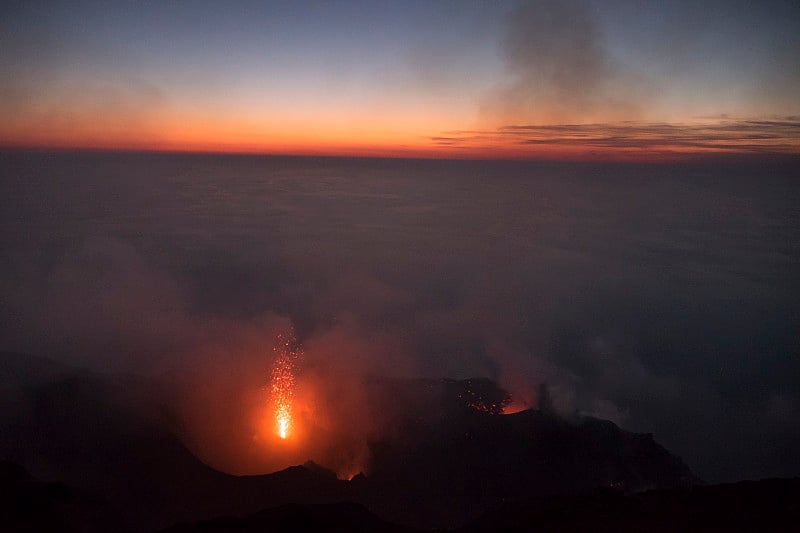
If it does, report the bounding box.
[3,462,797,532]
[1,351,797,532]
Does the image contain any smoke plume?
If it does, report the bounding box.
[483,0,643,125]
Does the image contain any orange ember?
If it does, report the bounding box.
[270,330,301,440]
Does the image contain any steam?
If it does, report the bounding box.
[0,233,651,477]
[0,238,192,372]
[0,236,574,478]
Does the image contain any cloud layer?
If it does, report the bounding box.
[434,117,800,157]
[0,151,798,481]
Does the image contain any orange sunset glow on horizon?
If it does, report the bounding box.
[4,115,799,161]
[2,1,798,161]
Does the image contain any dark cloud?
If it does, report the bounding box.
[482,0,645,124]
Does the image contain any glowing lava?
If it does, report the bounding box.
[277,414,290,439]
[270,329,301,440]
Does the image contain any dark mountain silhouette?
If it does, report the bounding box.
[461,478,800,532]
[159,502,418,533]
[5,351,785,533]
[355,376,697,526]
[5,458,794,533]
[0,352,355,531]
[0,460,126,533]
[153,478,800,533]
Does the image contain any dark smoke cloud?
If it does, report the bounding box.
[483,0,644,125]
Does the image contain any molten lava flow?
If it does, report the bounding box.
[270,330,301,440]
[502,400,529,415]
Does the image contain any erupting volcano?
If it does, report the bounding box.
[270,330,301,440]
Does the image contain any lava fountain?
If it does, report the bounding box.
[270,329,301,440]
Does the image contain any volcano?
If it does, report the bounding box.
[2,351,784,532]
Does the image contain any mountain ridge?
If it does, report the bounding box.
[1,351,701,530]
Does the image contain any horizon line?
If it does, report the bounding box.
[4,143,800,165]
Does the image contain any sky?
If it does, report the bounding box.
[1,0,799,159]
